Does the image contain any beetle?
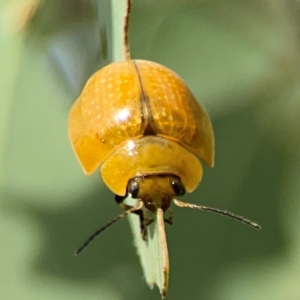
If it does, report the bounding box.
[68,59,260,254]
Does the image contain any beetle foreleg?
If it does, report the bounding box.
[164,208,173,225]
[114,195,147,239]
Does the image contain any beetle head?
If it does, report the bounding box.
[128,175,185,213]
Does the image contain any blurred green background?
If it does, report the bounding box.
[1,0,300,299]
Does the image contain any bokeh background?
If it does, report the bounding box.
[1,0,300,299]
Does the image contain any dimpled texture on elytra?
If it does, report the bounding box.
[135,60,214,167]
[68,60,214,175]
[69,61,144,174]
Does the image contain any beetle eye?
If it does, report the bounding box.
[128,178,140,198]
[171,178,185,196]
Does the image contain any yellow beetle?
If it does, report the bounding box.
[69,60,260,254]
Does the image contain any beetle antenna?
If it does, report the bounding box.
[75,201,143,255]
[173,199,261,229]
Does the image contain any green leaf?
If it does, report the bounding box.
[110,1,169,297]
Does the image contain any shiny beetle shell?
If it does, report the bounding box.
[69,60,214,196]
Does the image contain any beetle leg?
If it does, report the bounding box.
[164,208,173,225]
[144,212,154,226]
[114,195,147,239]
[140,212,155,241]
